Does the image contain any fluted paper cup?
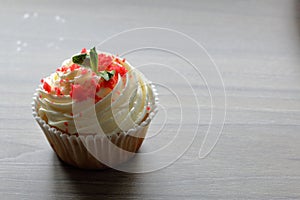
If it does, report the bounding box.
[32,86,158,170]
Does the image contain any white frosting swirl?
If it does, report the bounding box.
[36,52,156,135]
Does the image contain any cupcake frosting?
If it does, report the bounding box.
[36,48,156,135]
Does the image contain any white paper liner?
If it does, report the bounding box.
[32,84,158,170]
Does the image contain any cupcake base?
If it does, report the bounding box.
[34,112,149,169]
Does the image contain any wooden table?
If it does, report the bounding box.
[1,0,300,199]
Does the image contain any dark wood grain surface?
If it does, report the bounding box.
[1,0,300,199]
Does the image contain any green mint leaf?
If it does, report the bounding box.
[99,71,109,81]
[72,53,87,64]
[99,70,115,81]
[89,47,98,73]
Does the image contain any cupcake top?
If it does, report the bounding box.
[36,47,156,135]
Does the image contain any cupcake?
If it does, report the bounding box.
[32,47,158,169]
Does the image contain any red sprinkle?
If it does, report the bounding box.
[71,84,84,101]
[81,48,87,54]
[58,49,130,104]
[98,53,113,70]
[100,74,118,89]
[96,84,101,92]
[43,82,52,93]
[146,106,151,111]
[81,69,88,75]
[107,63,127,77]
[69,84,74,95]
[70,64,80,71]
[71,84,95,101]
[55,87,62,96]
[95,95,102,103]
[90,78,97,87]
[57,66,69,73]
[40,79,44,83]
[64,122,68,126]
